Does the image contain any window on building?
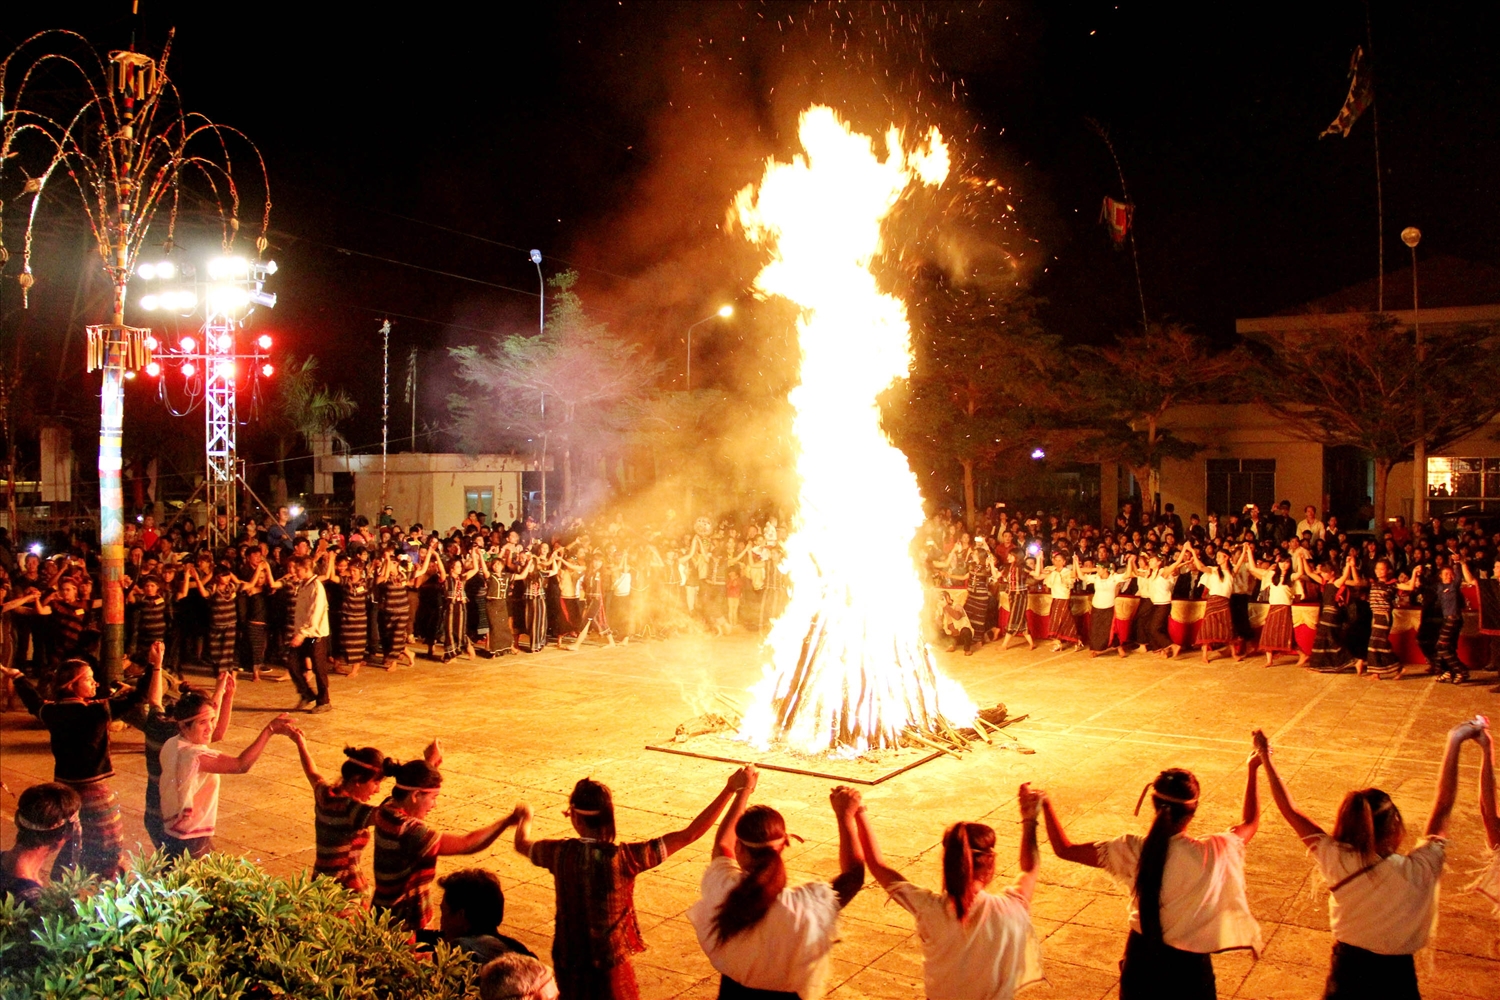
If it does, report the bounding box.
[464,487,494,523]
[1205,458,1275,516]
[1426,457,1500,515]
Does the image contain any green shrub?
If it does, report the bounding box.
[0,853,478,1000]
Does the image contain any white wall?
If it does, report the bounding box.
[319,453,533,530]
[1155,404,1324,520]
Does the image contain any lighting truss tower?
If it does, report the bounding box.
[138,255,278,550]
[204,316,239,545]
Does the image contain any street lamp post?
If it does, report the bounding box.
[686,305,734,391]
[531,250,547,522]
[1402,226,1424,524]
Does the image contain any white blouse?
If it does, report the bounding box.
[687,856,842,1000]
[1147,570,1176,605]
[1265,582,1295,606]
[1203,569,1235,599]
[1045,568,1074,601]
[1310,834,1446,955]
[1101,831,1263,956]
[1089,573,1122,610]
[886,880,1042,1000]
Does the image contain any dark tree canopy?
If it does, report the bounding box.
[1247,315,1500,526]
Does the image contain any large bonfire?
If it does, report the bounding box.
[734,106,978,755]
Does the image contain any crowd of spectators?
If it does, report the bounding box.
[2,496,1499,998]
[925,499,1500,687]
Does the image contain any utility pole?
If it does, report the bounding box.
[380,319,391,510]
[1402,226,1424,524]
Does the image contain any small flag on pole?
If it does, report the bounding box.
[1100,196,1132,247]
[1320,45,1374,139]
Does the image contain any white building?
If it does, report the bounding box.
[316,452,536,531]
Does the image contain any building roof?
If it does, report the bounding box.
[1294,256,1500,313]
[1237,255,1500,334]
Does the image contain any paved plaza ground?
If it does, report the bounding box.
[4,632,1499,999]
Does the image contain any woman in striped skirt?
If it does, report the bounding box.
[1362,561,1420,680]
[1041,552,1081,652]
[523,544,554,653]
[1299,553,1357,673]
[1250,554,1298,668]
[375,548,416,669]
[193,567,242,676]
[963,554,995,652]
[997,549,1038,650]
[482,549,517,655]
[129,576,171,661]
[1189,546,1241,663]
[240,553,282,682]
[440,546,478,662]
[336,562,374,678]
[1433,564,1471,683]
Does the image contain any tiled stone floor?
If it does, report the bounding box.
[3,632,1498,998]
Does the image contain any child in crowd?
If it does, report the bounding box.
[3,658,146,877]
[516,768,752,999]
[157,693,294,858]
[285,729,440,895]
[371,758,526,933]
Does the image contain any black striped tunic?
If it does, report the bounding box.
[207,588,239,673]
[133,595,169,652]
[379,577,410,657]
[340,580,371,663]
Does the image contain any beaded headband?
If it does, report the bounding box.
[1134,783,1199,816]
[16,810,79,832]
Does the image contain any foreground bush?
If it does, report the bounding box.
[0,853,478,1000]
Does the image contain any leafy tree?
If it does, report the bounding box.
[1065,323,1245,509]
[449,271,663,512]
[266,354,356,499]
[1247,314,1500,527]
[889,274,1057,526]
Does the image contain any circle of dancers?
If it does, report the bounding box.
[4,642,1498,1000]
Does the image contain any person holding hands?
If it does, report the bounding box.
[687,772,866,1000]
[1253,721,1484,998]
[855,784,1044,1000]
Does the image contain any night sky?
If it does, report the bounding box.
[4,1,1498,458]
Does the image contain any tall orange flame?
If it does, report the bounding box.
[735,106,977,754]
